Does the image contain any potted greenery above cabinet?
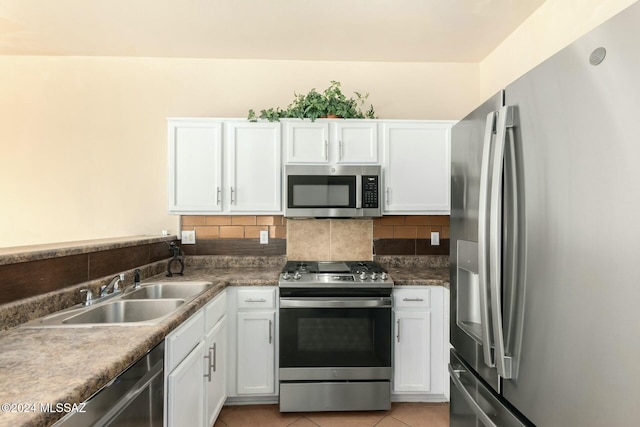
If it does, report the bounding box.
[247,81,376,122]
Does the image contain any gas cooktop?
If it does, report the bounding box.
[279,261,393,288]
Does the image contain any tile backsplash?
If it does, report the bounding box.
[286,219,373,261]
[181,215,450,257]
[182,215,286,240]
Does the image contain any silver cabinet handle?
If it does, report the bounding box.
[245,298,266,303]
[478,110,497,369]
[204,349,212,382]
[339,140,343,160]
[402,298,424,302]
[385,187,390,204]
[489,105,514,379]
[324,140,328,160]
[216,187,221,205]
[211,344,216,372]
[230,186,235,204]
[396,319,400,342]
[269,320,273,344]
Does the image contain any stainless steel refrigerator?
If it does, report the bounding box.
[449,2,640,426]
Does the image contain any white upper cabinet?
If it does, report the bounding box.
[382,121,453,214]
[284,120,378,164]
[285,121,330,163]
[226,122,282,213]
[168,119,223,213]
[168,119,282,215]
[168,118,451,215]
[334,121,378,163]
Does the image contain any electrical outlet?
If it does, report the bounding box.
[181,230,196,244]
[260,230,269,244]
[431,231,440,246]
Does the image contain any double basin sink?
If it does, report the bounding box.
[22,281,213,328]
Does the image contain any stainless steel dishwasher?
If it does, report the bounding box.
[54,341,164,426]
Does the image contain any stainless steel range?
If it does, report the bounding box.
[278,261,393,412]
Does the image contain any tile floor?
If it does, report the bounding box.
[214,402,449,427]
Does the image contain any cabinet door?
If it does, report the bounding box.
[205,316,227,427]
[335,122,378,163]
[167,341,206,427]
[236,311,275,394]
[227,122,282,213]
[168,119,223,213]
[382,122,452,214]
[393,310,431,393]
[285,121,330,163]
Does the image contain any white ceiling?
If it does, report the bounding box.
[0,0,545,62]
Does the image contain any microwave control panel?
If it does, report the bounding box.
[362,176,379,208]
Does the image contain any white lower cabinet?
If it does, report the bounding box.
[394,310,431,392]
[226,287,278,401]
[392,287,447,400]
[167,340,206,426]
[165,291,227,427]
[236,311,276,394]
[205,317,227,426]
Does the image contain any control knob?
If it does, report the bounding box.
[359,272,368,281]
[293,272,302,280]
[282,272,291,280]
[370,272,378,280]
[380,272,388,280]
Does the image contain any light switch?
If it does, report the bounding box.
[260,230,269,244]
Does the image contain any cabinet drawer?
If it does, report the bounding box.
[166,310,204,373]
[205,291,227,331]
[237,288,276,309]
[394,288,431,309]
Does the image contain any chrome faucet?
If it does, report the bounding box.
[80,289,93,306]
[100,273,124,297]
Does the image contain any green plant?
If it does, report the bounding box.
[247,81,376,122]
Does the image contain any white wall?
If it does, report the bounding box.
[5,0,635,249]
[480,0,637,100]
[0,56,478,248]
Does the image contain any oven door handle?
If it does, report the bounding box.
[280,297,392,308]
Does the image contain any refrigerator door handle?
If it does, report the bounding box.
[449,364,499,427]
[489,105,514,379]
[478,111,496,368]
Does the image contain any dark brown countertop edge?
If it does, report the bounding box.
[0,235,179,266]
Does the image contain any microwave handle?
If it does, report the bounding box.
[356,175,362,208]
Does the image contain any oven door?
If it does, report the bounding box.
[279,297,392,381]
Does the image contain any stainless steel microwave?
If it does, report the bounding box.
[284,164,382,218]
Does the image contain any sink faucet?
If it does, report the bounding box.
[100,274,124,297]
[134,269,141,290]
[80,289,93,306]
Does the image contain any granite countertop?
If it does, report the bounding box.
[0,264,281,427]
[0,260,447,427]
[388,266,450,287]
